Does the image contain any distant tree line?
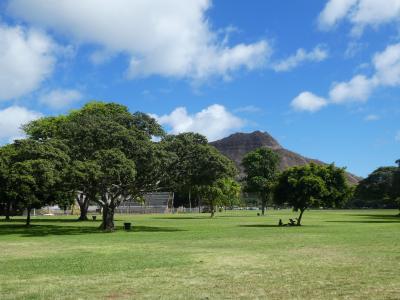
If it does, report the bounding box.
[241,147,400,224]
[348,162,400,210]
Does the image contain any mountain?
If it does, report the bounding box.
[210,131,361,184]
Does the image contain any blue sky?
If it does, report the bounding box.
[0,0,399,177]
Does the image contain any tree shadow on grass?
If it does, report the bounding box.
[0,224,183,237]
[0,217,85,223]
[238,224,320,228]
[327,220,400,224]
[327,214,400,224]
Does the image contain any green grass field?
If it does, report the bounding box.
[0,210,399,300]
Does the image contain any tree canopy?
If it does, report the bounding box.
[242,147,280,215]
[0,139,71,225]
[161,132,237,209]
[23,101,168,228]
[274,163,350,225]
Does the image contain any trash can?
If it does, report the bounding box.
[124,222,131,230]
[92,215,97,221]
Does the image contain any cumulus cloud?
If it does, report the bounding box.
[292,43,400,112]
[39,89,83,109]
[0,23,56,100]
[8,0,270,81]
[328,43,400,104]
[154,104,244,141]
[273,45,328,72]
[372,43,400,86]
[0,106,42,142]
[291,92,328,112]
[318,0,400,35]
[329,75,375,103]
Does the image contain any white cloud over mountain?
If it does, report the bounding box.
[154,104,244,141]
[0,23,56,101]
[318,0,400,35]
[7,0,270,81]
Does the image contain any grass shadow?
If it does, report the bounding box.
[327,220,400,224]
[239,224,320,228]
[0,218,86,223]
[0,224,101,237]
[331,213,400,224]
[0,224,184,237]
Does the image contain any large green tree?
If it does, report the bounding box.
[3,139,70,225]
[90,149,137,231]
[242,147,280,215]
[24,101,166,223]
[274,163,350,225]
[162,132,236,209]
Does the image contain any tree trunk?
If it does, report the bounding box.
[5,200,11,221]
[77,194,90,221]
[297,208,305,226]
[26,206,31,226]
[100,205,115,231]
[210,202,215,218]
[261,192,266,216]
[188,189,191,212]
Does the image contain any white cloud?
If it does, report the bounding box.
[291,92,328,112]
[0,106,42,142]
[273,45,329,72]
[328,43,400,104]
[8,0,270,81]
[372,43,400,86]
[318,0,400,35]
[154,104,244,141]
[293,42,400,112]
[329,75,375,103]
[39,89,83,109]
[364,114,380,121]
[0,23,56,100]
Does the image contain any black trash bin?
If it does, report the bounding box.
[124,222,131,230]
[92,215,97,221]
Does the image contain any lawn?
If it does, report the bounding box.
[0,210,399,300]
